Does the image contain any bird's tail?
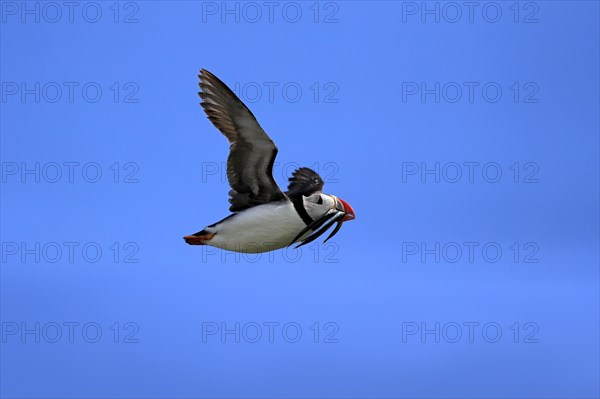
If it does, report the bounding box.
[183,230,214,245]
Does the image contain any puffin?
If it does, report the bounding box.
[183,69,355,254]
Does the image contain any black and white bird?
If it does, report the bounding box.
[184,69,355,253]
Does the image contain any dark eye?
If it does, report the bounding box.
[317,196,323,205]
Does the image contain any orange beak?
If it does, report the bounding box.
[336,198,355,222]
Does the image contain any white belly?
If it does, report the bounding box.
[205,201,308,253]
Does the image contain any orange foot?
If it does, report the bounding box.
[183,233,214,245]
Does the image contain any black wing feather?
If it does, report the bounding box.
[286,167,324,197]
[198,69,285,211]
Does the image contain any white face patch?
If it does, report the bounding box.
[303,193,337,220]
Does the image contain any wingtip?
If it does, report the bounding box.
[198,69,208,82]
[199,68,215,79]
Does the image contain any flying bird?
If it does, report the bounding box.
[184,69,355,253]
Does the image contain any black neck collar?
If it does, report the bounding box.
[289,195,313,225]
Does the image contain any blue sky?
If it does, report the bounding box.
[1,1,599,398]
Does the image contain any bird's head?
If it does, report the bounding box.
[304,193,355,222]
[289,192,355,247]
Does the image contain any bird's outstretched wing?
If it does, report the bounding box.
[199,69,285,212]
[286,167,324,197]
